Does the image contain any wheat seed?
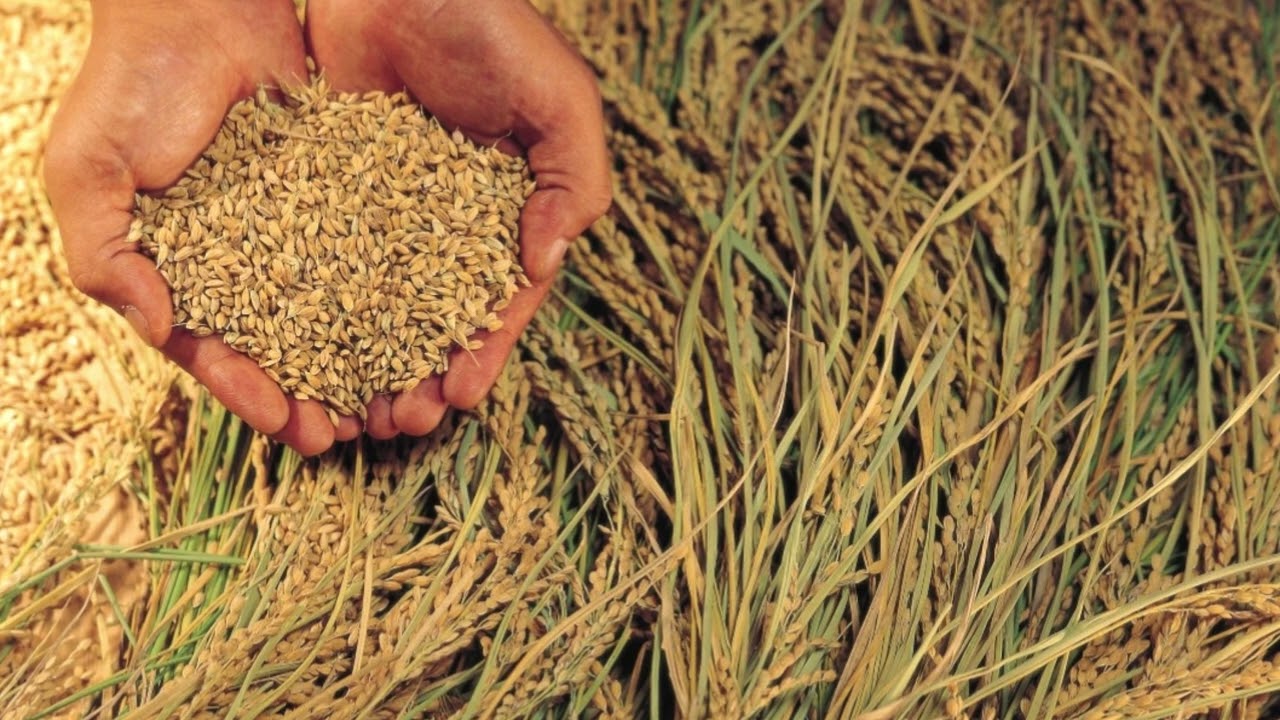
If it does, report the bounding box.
[132,77,534,417]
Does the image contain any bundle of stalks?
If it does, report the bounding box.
[2,0,1280,718]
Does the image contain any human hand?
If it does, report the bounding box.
[305,0,612,439]
[44,0,360,455]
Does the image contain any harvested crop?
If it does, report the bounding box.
[133,78,533,418]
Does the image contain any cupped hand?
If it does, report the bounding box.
[44,0,359,455]
[306,0,612,439]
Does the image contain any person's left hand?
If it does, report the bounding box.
[44,0,357,456]
[305,0,611,439]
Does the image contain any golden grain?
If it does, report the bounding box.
[134,77,533,416]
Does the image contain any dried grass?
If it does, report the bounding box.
[2,0,1280,718]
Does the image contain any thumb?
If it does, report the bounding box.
[513,72,612,283]
[70,242,176,348]
[518,189,579,282]
[518,182,612,283]
[44,132,175,348]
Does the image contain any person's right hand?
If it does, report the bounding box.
[44,0,357,455]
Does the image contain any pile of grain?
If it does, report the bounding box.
[133,78,534,418]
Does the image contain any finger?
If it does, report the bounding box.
[517,184,609,283]
[334,415,362,442]
[364,394,399,440]
[513,68,611,283]
[303,0,400,93]
[70,242,176,348]
[272,397,336,457]
[162,332,289,436]
[392,376,448,436]
[256,0,311,90]
[442,277,552,410]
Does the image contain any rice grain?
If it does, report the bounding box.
[133,78,534,417]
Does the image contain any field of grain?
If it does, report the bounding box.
[3,1,1280,718]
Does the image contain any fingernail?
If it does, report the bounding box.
[534,237,570,281]
[123,305,152,346]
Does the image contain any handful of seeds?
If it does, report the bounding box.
[130,78,534,420]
